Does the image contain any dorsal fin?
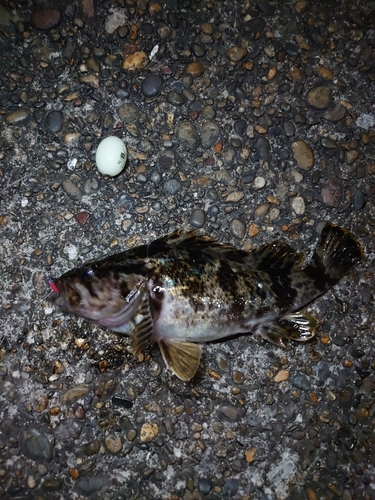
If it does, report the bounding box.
[151,230,249,261]
[247,241,304,271]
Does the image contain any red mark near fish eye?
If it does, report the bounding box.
[49,281,59,293]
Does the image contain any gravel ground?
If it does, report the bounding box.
[0,0,374,499]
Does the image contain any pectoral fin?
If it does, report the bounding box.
[158,339,201,381]
[257,312,319,347]
[129,293,154,356]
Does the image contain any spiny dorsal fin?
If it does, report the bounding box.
[158,339,201,381]
[129,293,153,356]
[248,241,304,271]
[152,230,249,261]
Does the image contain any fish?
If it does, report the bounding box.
[47,223,362,381]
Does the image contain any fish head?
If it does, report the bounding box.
[47,263,146,331]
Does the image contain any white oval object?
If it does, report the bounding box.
[95,136,127,176]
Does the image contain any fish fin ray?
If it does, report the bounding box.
[309,223,362,284]
[129,293,153,356]
[158,339,201,381]
[248,241,304,270]
[257,312,319,346]
[152,231,248,260]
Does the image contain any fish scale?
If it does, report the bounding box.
[48,223,362,381]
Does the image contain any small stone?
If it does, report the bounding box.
[226,46,248,62]
[353,188,366,210]
[118,103,139,123]
[74,478,108,496]
[166,91,184,106]
[141,74,163,97]
[275,370,289,382]
[83,440,100,456]
[60,384,89,405]
[267,67,277,79]
[291,140,314,170]
[176,121,200,150]
[189,209,206,228]
[229,219,246,239]
[140,422,159,443]
[163,178,182,195]
[122,51,148,71]
[5,109,29,124]
[218,404,245,422]
[198,478,213,494]
[225,191,244,203]
[254,203,270,218]
[31,8,60,30]
[62,178,83,201]
[323,104,346,123]
[201,121,220,148]
[317,67,333,80]
[254,136,270,160]
[307,86,332,109]
[21,426,53,462]
[321,181,342,207]
[184,62,205,78]
[104,434,122,455]
[45,110,64,134]
[245,448,257,463]
[64,132,81,146]
[346,150,359,164]
[75,212,90,226]
[249,223,259,237]
[291,196,306,215]
[253,177,266,189]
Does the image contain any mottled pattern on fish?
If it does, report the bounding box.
[48,224,362,381]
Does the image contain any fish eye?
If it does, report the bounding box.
[81,267,94,278]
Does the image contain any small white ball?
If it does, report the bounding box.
[95,136,127,176]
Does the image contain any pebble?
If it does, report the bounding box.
[166,91,184,106]
[5,109,29,124]
[122,51,148,71]
[184,62,205,78]
[60,384,89,405]
[140,422,159,443]
[64,132,81,146]
[83,440,100,456]
[226,46,248,62]
[255,136,270,160]
[176,121,200,150]
[117,103,139,123]
[253,177,266,189]
[189,209,206,228]
[275,370,290,382]
[31,8,60,29]
[217,404,245,422]
[291,140,314,170]
[201,121,220,147]
[323,104,346,123]
[74,478,108,496]
[321,181,342,207]
[291,196,306,215]
[21,426,53,462]
[45,110,64,134]
[62,178,83,201]
[163,178,182,195]
[141,75,163,97]
[229,219,246,239]
[353,188,366,210]
[104,434,123,455]
[307,86,332,109]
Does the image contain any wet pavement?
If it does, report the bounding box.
[0,0,374,499]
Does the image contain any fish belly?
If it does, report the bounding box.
[151,289,252,343]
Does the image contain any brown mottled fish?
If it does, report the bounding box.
[47,223,362,381]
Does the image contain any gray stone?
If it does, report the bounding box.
[176,121,200,150]
[20,426,53,462]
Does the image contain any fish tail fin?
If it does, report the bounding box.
[310,223,362,287]
[257,311,319,347]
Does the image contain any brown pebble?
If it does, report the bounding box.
[140,422,159,443]
[5,109,29,124]
[75,212,90,226]
[290,65,302,81]
[307,86,332,109]
[267,67,277,80]
[317,67,333,80]
[104,434,123,455]
[200,22,213,34]
[274,370,289,382]
[31,8,60,30]
[208,369,221,380]
[306,488,319,500]
[291,140,314,170]
[184,62,205,78]
[245,448,257,463]
[122,51,148,71]
[248,223,259,237]
[226,46,248,62]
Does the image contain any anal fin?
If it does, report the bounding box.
[257,312,319,347]
[158,339,201,381]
